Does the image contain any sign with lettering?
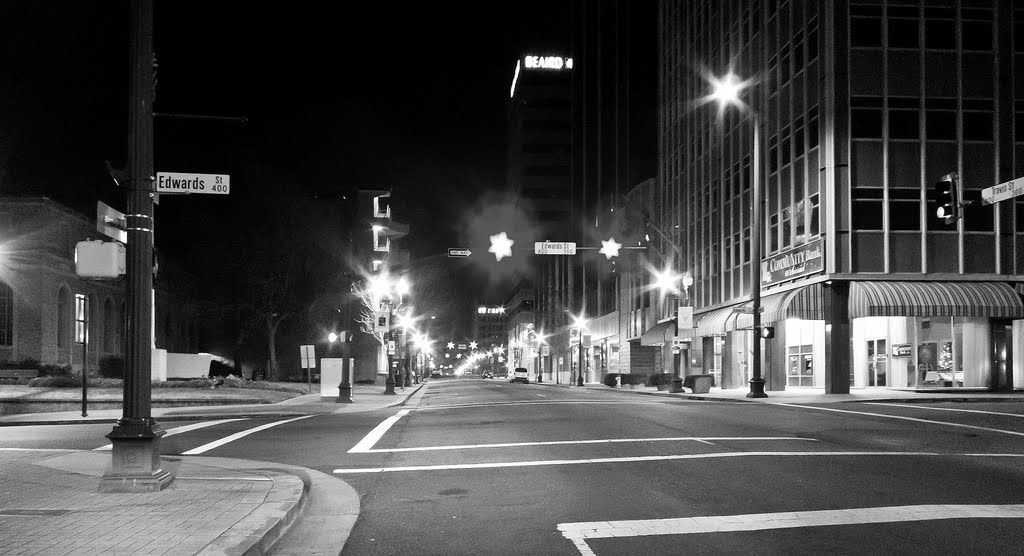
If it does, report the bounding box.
[761,239,824,287]
[523,55,573,70]
[535,241,577,255]
[981,177,1024,205]
[891,343,912,358]
[156,172,230,195]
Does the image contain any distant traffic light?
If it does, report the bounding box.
[760,326,775,339]
[933,172,959,225]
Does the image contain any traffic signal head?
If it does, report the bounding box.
[933,172,958,225]
[760,326,775,339]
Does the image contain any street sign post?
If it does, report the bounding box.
[448,248,472,257]
[156,172,230,195]
[981,177,1024,206]
[733,306,765,314]
[534,241,577,255]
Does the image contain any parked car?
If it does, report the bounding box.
[481,372,493,379]
[430,371,442,378]
[510,367,529,384]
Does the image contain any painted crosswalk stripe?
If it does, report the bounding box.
[868,402,1024,419]
[181,415,314,455]
[333,450,940,474]
[779,403,1024,437]
[349,409,411,453]
[358,436,816,454]
[93,419,245,451]
[558,504,1024,556]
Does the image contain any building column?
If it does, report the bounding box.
[824,280,851,394]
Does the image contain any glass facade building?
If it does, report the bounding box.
[658,0,1024,392]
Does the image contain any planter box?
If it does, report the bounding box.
[683,374,713,394]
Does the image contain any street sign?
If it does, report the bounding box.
[156,172,230,195]
[96,201,127,243]
[677,305,694,329]
[387,341,396,355]
[733,306,765,314]
[374,311,390,333]
[299,345,315,369]
[981,177,1024,205]
[534,241,577,255]
[448,248,472,257]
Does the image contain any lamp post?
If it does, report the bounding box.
[652,267,686,393]
[711,72,767,398]
[572,314,587,386]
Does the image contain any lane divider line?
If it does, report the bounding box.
[557,503,1024,556]
[356,436,816,454]
[93,418,246,451]
[333,450,939,474]
[349,409,411,453]
[776,403,1024,438]
[181,415,314,455]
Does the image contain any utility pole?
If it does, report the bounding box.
[99,0,173,492]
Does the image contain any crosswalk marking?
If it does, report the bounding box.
[558,504,1024,556]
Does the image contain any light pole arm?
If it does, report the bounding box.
[642,213,683,263]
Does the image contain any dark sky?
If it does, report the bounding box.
[1,1,572,329]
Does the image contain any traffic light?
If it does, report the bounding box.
[933,172,959,225]
[760,326,775,339]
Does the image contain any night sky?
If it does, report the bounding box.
[1,1,573,334]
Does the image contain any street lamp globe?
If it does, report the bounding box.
[708,71,747,107]
[328,332,338,343]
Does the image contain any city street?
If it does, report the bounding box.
[4,378,1024,554]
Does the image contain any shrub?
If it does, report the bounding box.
[1,358,39,369]
[38,364,72,377]
[98,356,124,379]
[28,375,121,388]
[647,373,673,387]
[603,373,620,387]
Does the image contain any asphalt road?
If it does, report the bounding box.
[5,379,1024,555]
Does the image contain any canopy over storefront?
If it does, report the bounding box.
[848,281,1024,319]
[639,320,674,346]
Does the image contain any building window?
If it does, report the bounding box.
[0,281,11,346]
[888,18,919,49]
[926,110,957,140]
[889,109,920,140]
[851,12,883,48]
[963,112,993,142]
[57,287,70,348]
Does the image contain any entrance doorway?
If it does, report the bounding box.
[867,338,887,386]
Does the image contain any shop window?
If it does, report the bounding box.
[852,109,883,138]
[788,345,815,387]
[851,17,883,48]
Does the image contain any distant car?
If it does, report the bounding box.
[481,372,493,379]
[430,371,442,378]
[510,367,529,384]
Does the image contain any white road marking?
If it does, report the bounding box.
[93,418,245,451]
[537,394,546,397]
[867,402,1024,419]
[778,403,1024,437]
[349,409,411,453]
[333,450,941,474]
[416,400,668,411]
[357,436,816,454]
[557,504,1024,556]
[180,415,314,455]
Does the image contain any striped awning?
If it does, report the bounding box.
[640,320,674,346]
[848,281,1024,319]
[694,306,738,336]
[734,284,827,329]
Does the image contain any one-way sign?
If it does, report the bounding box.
[448,248,472,257]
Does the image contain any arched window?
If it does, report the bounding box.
[104,298,117,352]
[56,287,70,348]
[0,280,12,346]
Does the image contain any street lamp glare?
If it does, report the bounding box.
[651,267,682,294]
[395,276,411,296]
[328,332,338,343]
[709,72,745,107]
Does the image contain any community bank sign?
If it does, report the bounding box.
[761,239,823,287]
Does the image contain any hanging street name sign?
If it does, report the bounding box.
[981,177,1024,206]
[534,241,577,255]
[448,248,472,257]
[156,172,231,195]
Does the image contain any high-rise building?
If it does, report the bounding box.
[657,0,1024,393]
[507,52,574,380]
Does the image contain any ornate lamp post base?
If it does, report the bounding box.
[670,377,684,393]
[747,377,768,398]
[384,373,396,395]
[99,422,172,493]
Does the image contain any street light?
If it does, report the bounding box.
[710,71,767,398]
[650,265,689,393]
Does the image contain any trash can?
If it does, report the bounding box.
[683,374,713,394]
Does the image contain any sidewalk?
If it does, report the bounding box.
[535,380,1024,403]
[0,381,428,555]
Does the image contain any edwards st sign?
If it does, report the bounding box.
[760,238,824,287]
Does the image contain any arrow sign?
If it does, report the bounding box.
[448,248,472,257]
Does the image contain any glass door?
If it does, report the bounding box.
[867,339,887,387]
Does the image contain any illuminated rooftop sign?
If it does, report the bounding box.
[511,54,573,98]
[524,55,573,70]
[477,306,506,315]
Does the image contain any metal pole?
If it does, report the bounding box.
[748,113,767,398]
[577,338,584,386]
[81,304,88,417]
[670,294,683,393]
[100,0,172,491]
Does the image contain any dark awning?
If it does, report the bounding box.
[639,320,674,346]
[694,306,739,336]
[848,281,1024,319]
[735,283,826,329]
